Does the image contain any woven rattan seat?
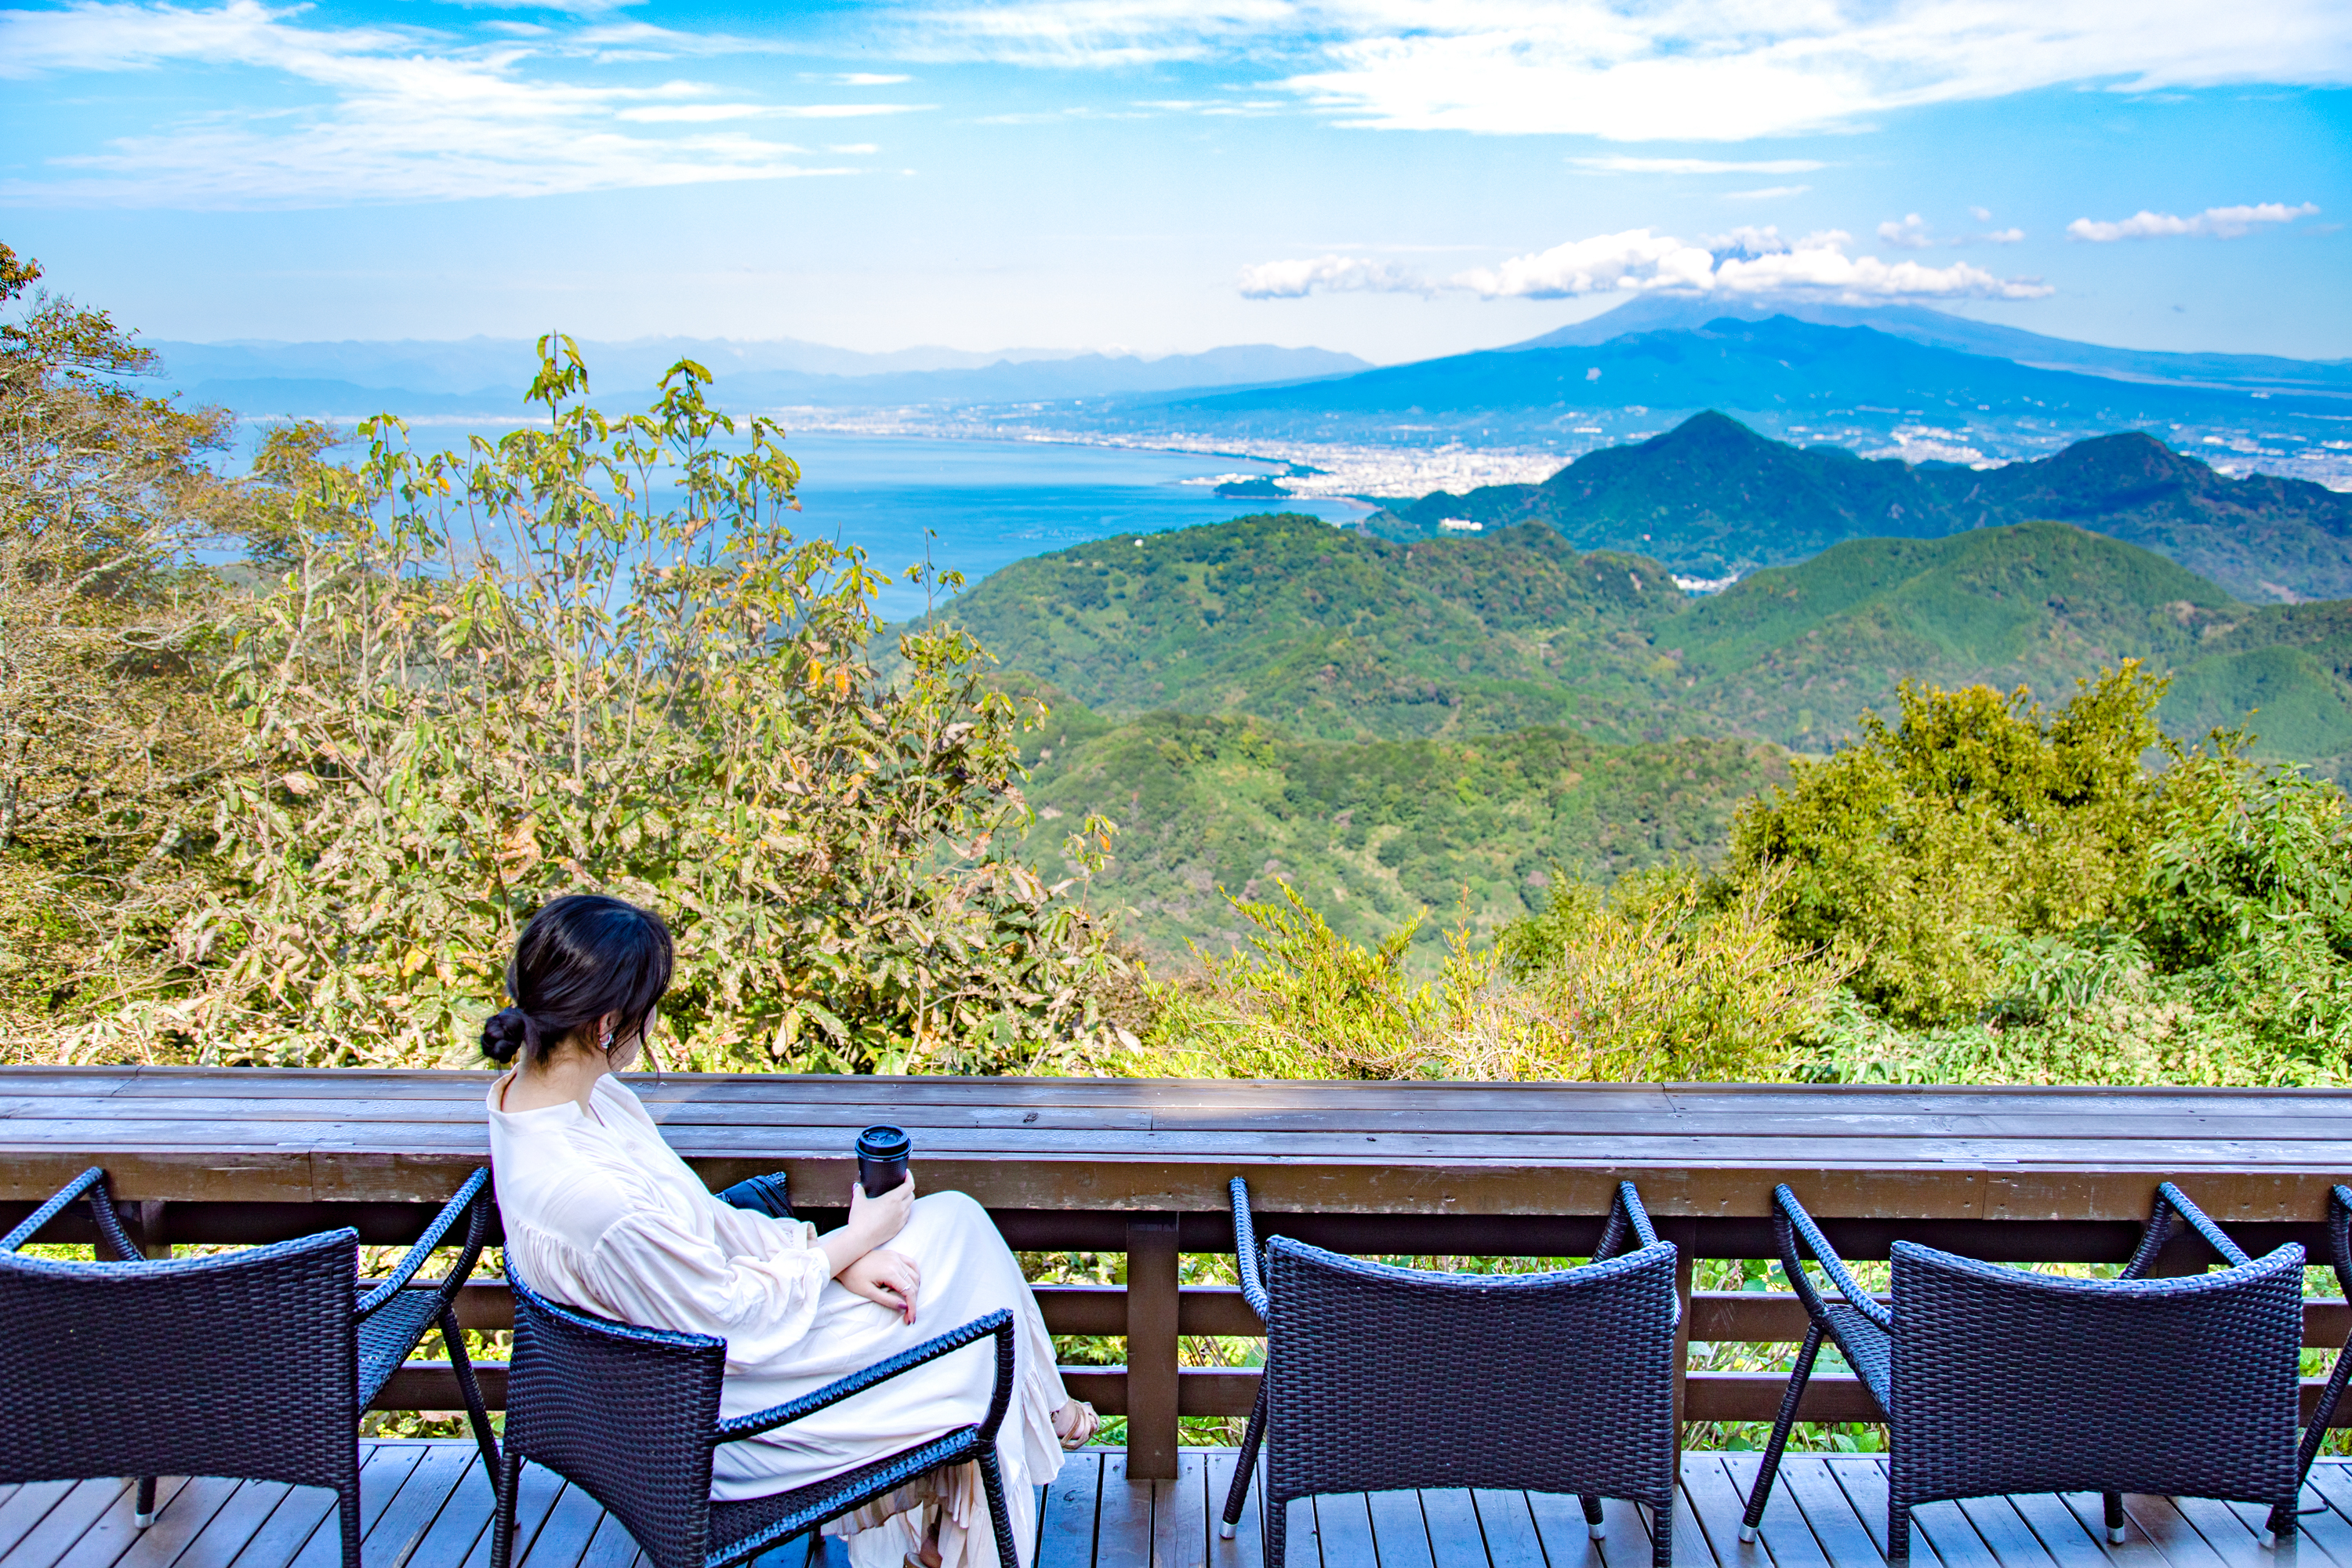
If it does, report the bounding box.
[491,1171,1022,1568]
[1220,1176,1681,1568]
[0,1165,498,1565]
[1739,1180,2304,1563]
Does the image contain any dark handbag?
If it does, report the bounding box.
[714,1171,793,1220]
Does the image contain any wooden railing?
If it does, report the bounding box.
[7,1069,2352,1480]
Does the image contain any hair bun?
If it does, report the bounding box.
[481,1007,531,1064]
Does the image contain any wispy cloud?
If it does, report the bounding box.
[1237,253,1432,298]
[1724,185,1809,201]
[1573,158,1828,175]
[2067,201,2321,240]
[0,0,880,206]
[1244,224,2053,305]
[915,0,2352,140]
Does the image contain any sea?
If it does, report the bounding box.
[779,433,1369,620]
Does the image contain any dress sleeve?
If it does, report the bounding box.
[582,1208,833,1369]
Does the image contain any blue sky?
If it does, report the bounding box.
[2,0,2349,363]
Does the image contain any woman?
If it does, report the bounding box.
[482,894,1094,1568]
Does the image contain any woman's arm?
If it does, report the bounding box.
[817,1175,916,1277]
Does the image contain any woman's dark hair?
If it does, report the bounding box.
[481,894,673,1066]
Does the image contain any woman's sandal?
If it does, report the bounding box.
[1054,1399,1101,1450]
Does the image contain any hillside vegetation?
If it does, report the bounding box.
[1387,410,2352,601]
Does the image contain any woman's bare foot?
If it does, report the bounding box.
[904,1516,943,1568]
[1054,1399,1100,1450]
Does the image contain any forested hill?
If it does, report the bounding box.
[1385,411,2352,602]
[924,512,2352,959]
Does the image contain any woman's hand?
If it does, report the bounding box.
[816,1174,916,1280]
[847,1173,916,1252]
[839,1248,921,1324]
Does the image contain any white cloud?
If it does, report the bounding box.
[0,0,877,206]
[1723,184,1809,201]
[804,71,913,85]
[1984,226,2024,243]
[1878,213,1933,249]
[1969,205,1993,222]
[915,0,2352,141]
[2067,201,2321,240]
[1237,253,1432,297]
[1243,225,2052,304]
[1572,157,1827,175]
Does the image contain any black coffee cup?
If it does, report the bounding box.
[856,1125,911,1197]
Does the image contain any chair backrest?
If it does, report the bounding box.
[0,1229,359,1493]
[1264,1236,1681,1502]
[1889,1240,2304,1507]
[505,1267,725,1568]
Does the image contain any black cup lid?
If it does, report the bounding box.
[856,1124,910,1159]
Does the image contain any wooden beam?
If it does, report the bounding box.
[1123,1216,1181,1480]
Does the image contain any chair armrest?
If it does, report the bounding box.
[1593,1181,1660,1262]
[715,1173,794,1221]
[2328,1185,2352,1303]
[2119,1181,2251,1279]
[715,1311,1015,1443]
[1772,1184,1892,1333]
[1229,1177,1269,1325]
[358,1167,492,1319]
[2,1167,140,1260]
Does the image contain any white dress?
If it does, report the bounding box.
[485,1074,1069,1568]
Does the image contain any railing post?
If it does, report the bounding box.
[1667,1220,1697,1433]
[131,1200,169,1261]
[1125,1214,1180,1481]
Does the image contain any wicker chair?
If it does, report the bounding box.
[489,1249,1021,1568]
[1738,1181,2305,1563]
[1220,1176,1682,1568]
[0,1163,502,1541]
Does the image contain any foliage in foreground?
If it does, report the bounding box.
[1133,665,2352,1087]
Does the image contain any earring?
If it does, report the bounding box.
[599,1023,615,1053]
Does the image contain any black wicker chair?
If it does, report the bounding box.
[1738,1181,2305,1562]
[490,1255,1021,1568]
[1220,1176,1682,1568]
[0,1167,368,1566]
[0,1163,502,1537]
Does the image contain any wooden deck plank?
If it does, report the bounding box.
[394,1455,499,1568]
[1829,1459,1941,1568]
[457,1466,564,1568]
[1713,1452,1824,1568]
[1779,1457,1893,1568]
[1307,1495,1376,1568]
[1469,1490,1548,1568]
[2,1479,152,1568]
[2292,1466,2352,1568]
[1588,1495,1662,1568]
[569,1508,641,1568]
[1152,1453,1208,1568]
[2049,1494,2169,1568]
[1034,1451,1099,1568]
[1665,1470,1716,1568]
[1417,1490,1490,1568]
[0,1487,87,1566]
[1092,1453,1150,1568]
[358,1446,477,1568]
[106,1477,247,1568]
[2163,1497,2270,1568]
[2098,1496,2228,1568]
[1202,1450,1263,1568]
[512,1483,608,1568]
[171,1484,296,1568]
[1954,1496,2062,1568]
[27,1479,195,1568]
[1693,1457,1778,1568]
[1523,1490,1605,1568]
[1366,1492,1437,1568]
[2000,1493,2114,1568]
[274,1446,428,1568]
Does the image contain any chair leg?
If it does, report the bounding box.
[338,1486,364,1568]
[490,1450,524,1568]
[1740,1321,1824,1544]
[1889,1501,1910,1567]
[1650,1494,1674,1568]
[133,1477,157,1528]
[441,1305,503,1490]
[976,1449,1019,1568]
[1265,1494,1289,1568]
[2103,1492,2127,1545]
[1581,1494,1608,1541]
[1221,1378,1269,1541]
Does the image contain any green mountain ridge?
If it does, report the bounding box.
[1388,411,2352,602]
[927,509,2352,963]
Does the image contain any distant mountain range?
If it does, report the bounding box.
[1381,410,2352,601]
[146,336,1368,419]
[933,512,2352,959]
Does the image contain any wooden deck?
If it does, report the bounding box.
[13,1445,2352,1568]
